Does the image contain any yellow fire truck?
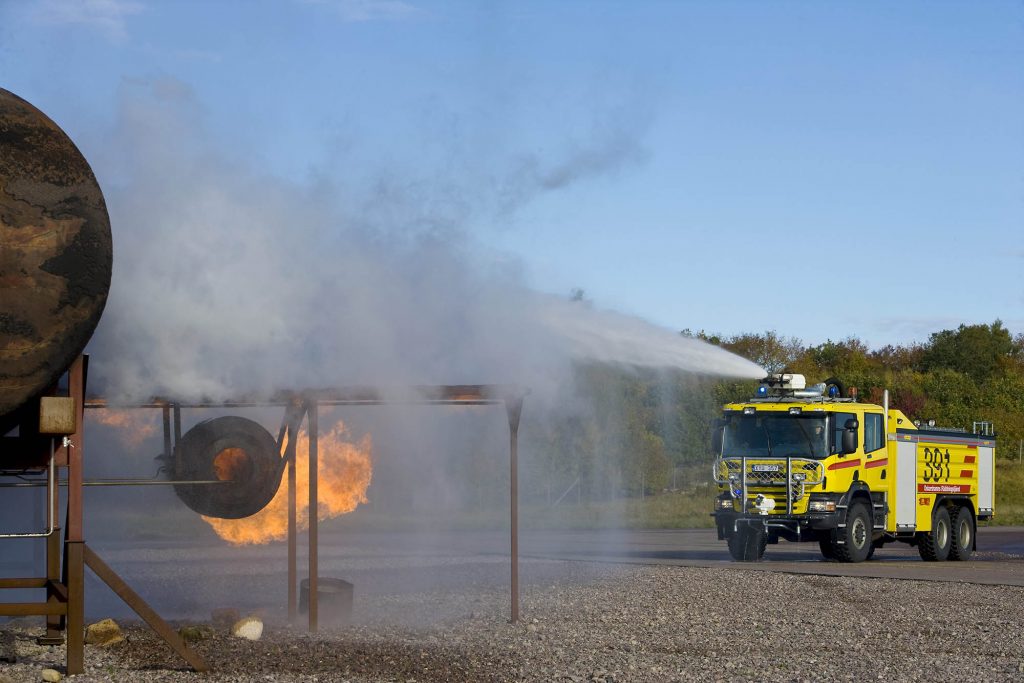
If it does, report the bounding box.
[711,373,996,562]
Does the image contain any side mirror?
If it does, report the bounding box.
[711,419,724,454]
[842,418,859,455]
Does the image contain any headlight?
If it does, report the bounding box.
[791,472,807,482]
[714,498,735,511]
[808,500,837,512]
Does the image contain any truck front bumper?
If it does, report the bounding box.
[713,510,841,542]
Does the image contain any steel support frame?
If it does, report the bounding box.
[84,384,528,634]
[283,388,526,629]
[0,357,206,674]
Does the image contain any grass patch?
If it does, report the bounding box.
[993,459,1024,525]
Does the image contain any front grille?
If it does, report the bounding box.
[713,457,824,487]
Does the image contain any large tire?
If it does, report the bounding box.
[727,527,767,562]
[818,537,837,560]
[918,505,952,561]
[949,505,975,561]
[834,501,872,563]
[173,416,284,519]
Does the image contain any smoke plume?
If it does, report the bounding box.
[86,78,762,402]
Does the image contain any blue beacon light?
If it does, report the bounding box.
[756,385,768,398]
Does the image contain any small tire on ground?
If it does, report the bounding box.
[918,505,952,562]
[834,501,872,563]
[727,527,767,562]
[949,505,975,561]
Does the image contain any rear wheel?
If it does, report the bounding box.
[918,505,952,562]
[835,501,872,563]
[727,527,767,562]
[949,505,975,561]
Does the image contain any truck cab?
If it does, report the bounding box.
[712,373,995,562]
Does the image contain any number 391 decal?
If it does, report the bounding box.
[922,447,951,483]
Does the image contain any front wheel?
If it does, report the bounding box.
[727,527,767,562]
[818,537,836,560]
[834,501,872,563]
[949,505,975,561]
[918,505,952,561]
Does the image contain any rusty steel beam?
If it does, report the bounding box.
[46,579,68,603]
[83,545,208,672]
[0,578,48,588]
[506,396,523,624]
[307,400,319,632]
[279,402,305,625]
[66,541,84,674]
[43,522,63,643]
[82,384,527,411]
[66,356,85,543]
[0,602,67,616]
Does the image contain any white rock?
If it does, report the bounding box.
[41,669,62,682]
[231,616,264,641]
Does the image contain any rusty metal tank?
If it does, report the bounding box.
[0,88,113,433]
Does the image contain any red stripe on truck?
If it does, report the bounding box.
[964,455,976,464]
[865,458,888,469]
[960,469,973,478]
[828,459,861,470]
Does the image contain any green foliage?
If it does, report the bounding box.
[922,320,1014,384]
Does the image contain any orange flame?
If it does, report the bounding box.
[202,420,372,545]
[91,409,159,447]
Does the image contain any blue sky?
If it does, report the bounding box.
[2,0,1022,349]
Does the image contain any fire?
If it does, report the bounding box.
[202,420,372,545]
[212,447,249,481]
[91,409,159,447]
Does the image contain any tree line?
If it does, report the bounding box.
[521,320,1024,503]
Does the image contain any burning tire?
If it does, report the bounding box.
[173,416,284,519]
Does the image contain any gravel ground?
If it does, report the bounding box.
[3,562,1024,682]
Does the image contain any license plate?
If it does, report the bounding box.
[752,464,781,472]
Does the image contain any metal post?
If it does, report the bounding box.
[505,396,523,623]
[307,401,318,632]
[41,440,62,644]
[172,403,182,454]
[287,417,298,624]
[63,356,87,674]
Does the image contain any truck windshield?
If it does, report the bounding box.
[722,414,828,459]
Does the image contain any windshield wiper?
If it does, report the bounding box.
[760,423,774,456]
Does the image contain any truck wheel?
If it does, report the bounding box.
[727,528,767,562]
[834,501,872,563]
[949,505,974,561]
[918,506,952,561]
[818,537,836,560]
